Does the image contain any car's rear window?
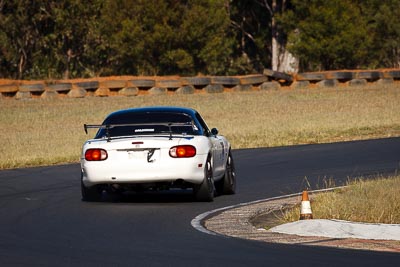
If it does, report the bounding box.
[95,112,200,138]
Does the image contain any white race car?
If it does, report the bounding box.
[80,106,236,202]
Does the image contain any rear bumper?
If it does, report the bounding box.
[81,154,207,187]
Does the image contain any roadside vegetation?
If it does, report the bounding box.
[1,1,400,79]
[281,175,400,224]
[1,83,400,169]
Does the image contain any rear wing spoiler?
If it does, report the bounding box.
[84,122,195,141]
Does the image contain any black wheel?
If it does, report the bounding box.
[81,175,102,202]
[193,157,214,202]
[216,151,236,195]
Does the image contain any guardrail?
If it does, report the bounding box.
[1,69,399,99]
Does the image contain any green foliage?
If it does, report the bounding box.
[0,0,105,79]
[2,0,400,78]
[361,0,400,68]
[0,0,234,78]
[82,0,235,76]
[279,0,371,71]
[0,0,43,79]
[227,0,272,73]
[279,0,400,71]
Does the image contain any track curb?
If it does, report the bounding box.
[192,189,400,253]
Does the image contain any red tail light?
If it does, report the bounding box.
[85,149,108,161]
[169,145,196,158]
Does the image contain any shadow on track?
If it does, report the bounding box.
[86,189,203,203]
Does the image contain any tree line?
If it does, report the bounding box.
[1,0,399,80]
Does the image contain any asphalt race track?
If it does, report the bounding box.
[0,138,399,266]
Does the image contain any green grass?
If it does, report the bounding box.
[281,175,400,224]
[1,83,400,169]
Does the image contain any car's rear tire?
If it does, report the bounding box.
[81,176,103,202]
[216,151,236,195]
[193,157,214,202]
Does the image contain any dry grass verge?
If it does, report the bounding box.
[1,83,400,169]
[281,175,400,224]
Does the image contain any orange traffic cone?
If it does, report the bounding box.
[299,190,313,220]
